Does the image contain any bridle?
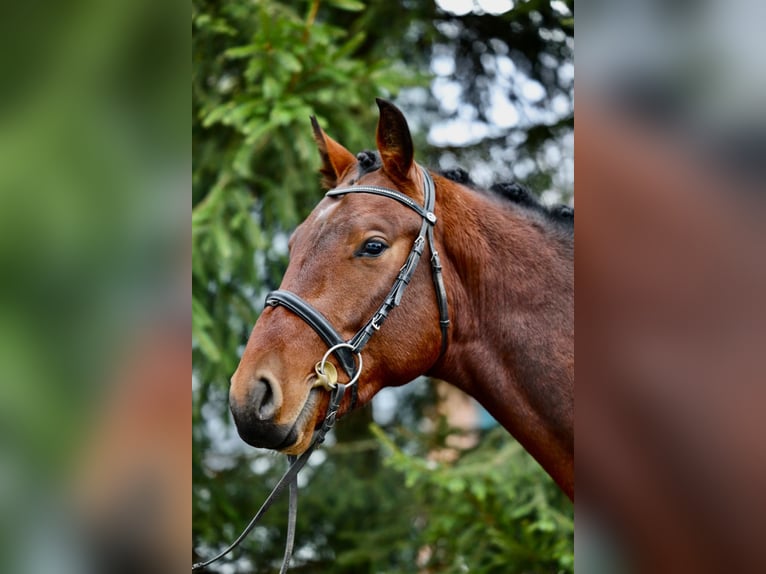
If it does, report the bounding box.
[267,166,449,404]
[193,166,449,572]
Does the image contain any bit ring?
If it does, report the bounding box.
[317,343,363,387]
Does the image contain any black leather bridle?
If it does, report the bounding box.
[193,166,449,573]
[266,165,449,403]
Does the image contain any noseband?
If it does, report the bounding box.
[193,167,449,572]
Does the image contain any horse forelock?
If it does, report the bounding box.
[355,150,381,179]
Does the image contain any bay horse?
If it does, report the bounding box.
[229,99,574,500]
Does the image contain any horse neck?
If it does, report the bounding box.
[430,179,574,498]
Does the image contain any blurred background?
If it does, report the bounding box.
[0,0,188,572]
[192,0,573,573]
[576,0,766,573]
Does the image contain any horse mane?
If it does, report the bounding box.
[440,167,574,233]
[350,152,573,235]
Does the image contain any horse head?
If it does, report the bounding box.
[229,100,447,454]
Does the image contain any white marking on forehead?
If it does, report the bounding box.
[314,200,340,222]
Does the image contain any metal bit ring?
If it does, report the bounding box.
[317,343,363,387]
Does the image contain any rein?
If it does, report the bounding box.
[193,167,449,572]
[192,383,349,573]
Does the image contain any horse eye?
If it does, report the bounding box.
[358,238,388,257]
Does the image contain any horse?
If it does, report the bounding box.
[229,98,574,500]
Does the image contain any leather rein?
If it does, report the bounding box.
[193,167,449,572]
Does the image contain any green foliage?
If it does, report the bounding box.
[372,424,574,574]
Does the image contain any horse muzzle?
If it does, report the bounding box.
[228,372,291,448]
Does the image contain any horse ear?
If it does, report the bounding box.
[311,116,357,189]
[375,98,415,182]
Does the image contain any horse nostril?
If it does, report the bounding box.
[252,377,277,420]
